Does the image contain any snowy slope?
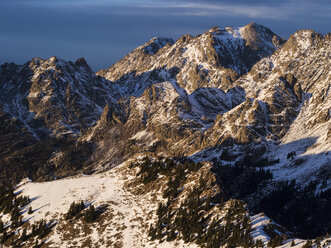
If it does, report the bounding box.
[15,161,198,248]
[12,162,330,248]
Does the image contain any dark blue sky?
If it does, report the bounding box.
[1,0,330,71]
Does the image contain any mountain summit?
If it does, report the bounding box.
[97,23,285,95]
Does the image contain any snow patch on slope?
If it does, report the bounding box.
[17,162,197,248]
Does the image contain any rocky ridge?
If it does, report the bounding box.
[0,56,112,137]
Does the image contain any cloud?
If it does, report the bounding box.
[5,0,330,20]
[138,3,289,19]
[0,0,330,70]
[141,0,331,19]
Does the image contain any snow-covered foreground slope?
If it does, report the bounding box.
[14,162,330,248]
[16,162,198,248]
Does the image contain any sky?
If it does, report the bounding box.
[0,0,330,71]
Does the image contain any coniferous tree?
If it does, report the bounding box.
[302,239,312,248]
[33,239,39,248]
[11,205,20,222]
[84,205,97,222]
[28,206,33,214]
[31,224,37,236]
[37,219,47,239]
[166,229,177,241]
[20,228,28,242]
[242,215,250,230]
[205,194,211,211]
[65,201,85,220]
[148,224,157,240]
[1,229,7,243]
[255,239,264,247]
[80,200,85,211]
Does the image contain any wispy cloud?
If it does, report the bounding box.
[7,0,330,20]
[137,0,330,19]
[138,3,289,19]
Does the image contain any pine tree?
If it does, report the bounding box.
[1,229,7,243]
[31,224,37,236]
[11,205,20,222]
[80,200,85,211]
[166,229,177,241]
[242,215,250,230]
[302,239,312,248]
[66,201,85,220]
[28,206,33,214]
[84,205,97,222]
[33,239,39,248]
[38,219,47,239]
[255,239,264,247]
[314,236,323,248]
[20,228,28,242]
[148,224,157,240]
[205,193,211,211]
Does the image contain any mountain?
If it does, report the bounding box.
[88,23,286,166]
[0,57,113,184]
[97,23,284,95]
[201,29,331,181]
[0,23,330,248]
[0,56,112,136]
[89,24,330,184]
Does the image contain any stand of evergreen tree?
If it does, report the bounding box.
[212,162,273,199]
[65,201,102,223]
[0,135,95,186]
[258,180,331,238]
[0,186,31,216]
[302,239,313,248]
[0,185,34,246]
[212,158,330,239]
[134,157,255,247]
[170,199,253,248]
[29,219,51,239]
[133,157,202,186]
[65,200,85,220]
[84,205,98,222]
[267,235,284,247]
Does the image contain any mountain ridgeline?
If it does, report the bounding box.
[0,23,330,246]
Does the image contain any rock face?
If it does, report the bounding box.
[89,23,285,162]
[97,22,284,95]
[91,24,330,185]
[0,56,112,137]
[0,56,114,184]
[0,23,330,185]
